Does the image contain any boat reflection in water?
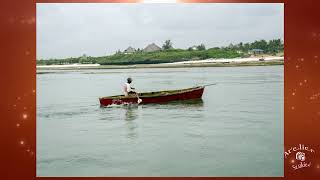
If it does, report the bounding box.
[123,105,139,121]
[100,99,204,139]
[121,98,204,121]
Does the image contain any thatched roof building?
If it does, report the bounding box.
[124,46,136,54]
[143,43,161,52]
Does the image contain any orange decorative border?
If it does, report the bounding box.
[4,0,320,179]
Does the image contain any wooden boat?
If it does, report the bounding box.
[99,86,204,106]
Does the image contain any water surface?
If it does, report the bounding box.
[37,66,283,176]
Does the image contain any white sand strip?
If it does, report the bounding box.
[165,56,284,65]
[37,63,100,68]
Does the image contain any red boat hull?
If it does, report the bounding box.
[99,86,204,106]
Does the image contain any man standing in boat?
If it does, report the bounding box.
[124,77,137,96]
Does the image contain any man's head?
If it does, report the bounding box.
[127,77,132,84]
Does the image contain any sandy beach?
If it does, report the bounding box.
[165,56,283,64]
[36,56,284,70]
[36,63,101,68]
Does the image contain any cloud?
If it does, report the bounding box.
[37,3,283,59]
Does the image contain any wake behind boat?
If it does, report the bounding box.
[99,86,205,106]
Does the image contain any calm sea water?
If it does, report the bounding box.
[37,66,283,177]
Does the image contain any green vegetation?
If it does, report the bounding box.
[37,39,283,66]
[162,40,173,50]
[196,44,206,51]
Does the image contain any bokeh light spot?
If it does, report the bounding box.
[22,113,28,119]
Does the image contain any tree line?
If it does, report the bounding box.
[37,39,283,65]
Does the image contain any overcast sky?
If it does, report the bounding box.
[37,3,283,59]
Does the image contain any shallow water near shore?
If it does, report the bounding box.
[37,66,283,177]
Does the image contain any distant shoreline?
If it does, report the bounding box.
[36,56,284,70]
